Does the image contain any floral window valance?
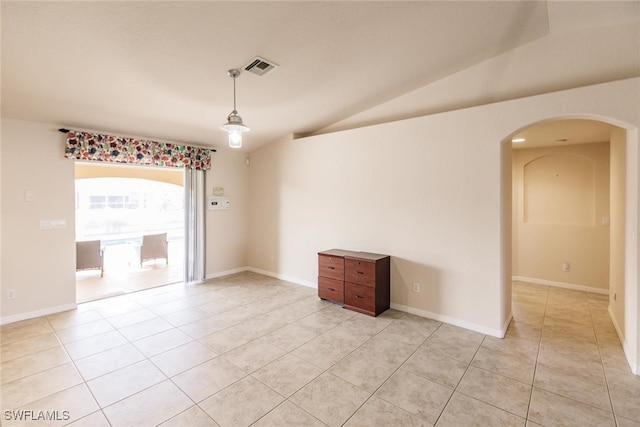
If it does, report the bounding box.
[64,130,213,170]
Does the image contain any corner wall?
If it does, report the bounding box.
[247,77,640,357]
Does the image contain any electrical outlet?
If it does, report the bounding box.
[562,262,570,272]
[413,282,420,293]
[7,289,16,299]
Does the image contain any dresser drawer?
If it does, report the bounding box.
[344,258,375,287]
[344,283,375,313]
[318,254,344,281]
[318,277,344,303]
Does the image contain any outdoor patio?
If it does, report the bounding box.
[76,240,183,303]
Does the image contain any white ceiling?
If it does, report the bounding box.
[1,1,638,152]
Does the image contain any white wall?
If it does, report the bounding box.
[248,78,640,371]
[1,119,77,322]
[512,142,611,291]
[610,128,626,337]
[205,149,249,277]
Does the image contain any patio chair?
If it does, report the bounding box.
[140,233,169,267]
[76,240,104,277]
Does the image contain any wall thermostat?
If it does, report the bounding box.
[208,196,230,210]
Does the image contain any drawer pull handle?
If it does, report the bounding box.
[327,266,335,270]
[356,295,363,299]
[356,271,364,275]
[328,288,335,292]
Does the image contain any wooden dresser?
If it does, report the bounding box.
[318,249,390,316]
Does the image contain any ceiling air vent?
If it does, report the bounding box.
[244,56,278,76]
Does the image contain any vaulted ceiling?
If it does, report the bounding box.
[2,1,638,151]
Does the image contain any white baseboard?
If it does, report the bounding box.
[608,305,639,376]
[246,267,316,289]
[1,303,78,326]
[205,267,250,280]
[512,276,609,295]
[390,302,506,338]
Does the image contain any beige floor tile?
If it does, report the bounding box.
[162,306,214,327]
[437,392,525,426]
[223,338,286,373]
[93,297,145,318]
[252,353,323,397]
[54,319,116,345]
[528,387,615,426]
[334,314,393,339]
[64,330,128,361]
[47,309,104,331]
[118,317,174,341]
[1,363,83,410]
[132,328,193,357]
[0,332,61,363]
[6,384,98,427]
[608,376,640,422]
[344,396,430,427]
[616,415,640,427]
[86,359,166,407]
[211,305,265,326]
[66,411,111,427]
[105,308,158,329]
[75,343,146,380]
[178,314,235,339]
[330,335,416,392]
[252,401,326,427]
[457,366,532,418]
[150,340,218,377]
[200,376,284,426]
[534,361,611,411]
[401,346,467,389]
[197,324,258,354]
[471,346,536,384]
[197,297,243,315]
[1,346,70,385]
[1,318,54,346]
[290,372,371,427]
[159,405,220,426]
[262,322,323,352]
[171,356,246,402]
[376,314,440,346]
[421,324,484,364]
[102,380,193,427]
[294,311,343,334]
[505,319,542,342]
[292,328,368,370]
[375,368,452,424]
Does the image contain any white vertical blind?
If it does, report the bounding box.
[184,168,206,283]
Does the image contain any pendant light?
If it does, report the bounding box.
[220,69,250,148]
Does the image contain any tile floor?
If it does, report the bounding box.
[1,273,639,426]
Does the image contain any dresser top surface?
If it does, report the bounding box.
[318,249,390,261]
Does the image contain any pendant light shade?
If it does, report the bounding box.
[220,69,249,148]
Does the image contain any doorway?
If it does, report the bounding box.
[504,117,637,373]
[74,163,185,302]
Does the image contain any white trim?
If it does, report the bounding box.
[608,305,639,375]
[205,267,250,280]
[390,302,505,338]
[502,311,513,338]
[513,276,609,295]
[246,267,317,289]
[0,303,78,326]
